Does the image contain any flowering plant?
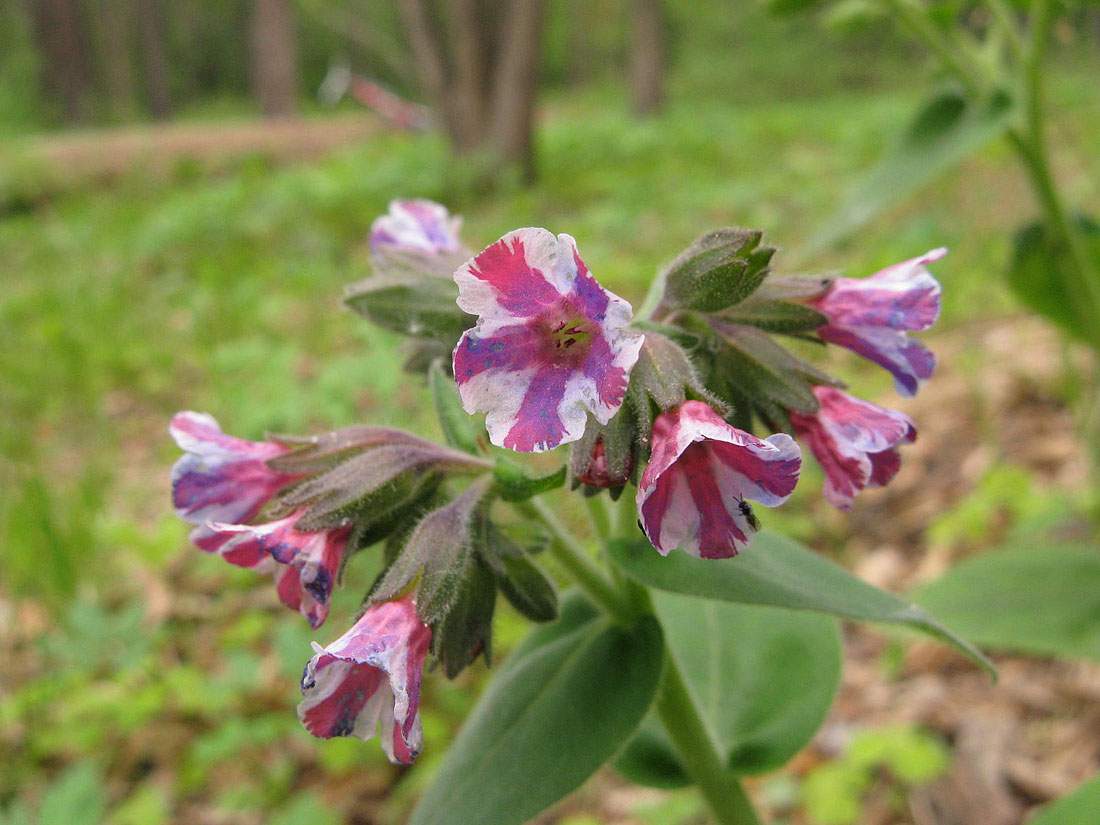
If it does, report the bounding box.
[170,199,991,824]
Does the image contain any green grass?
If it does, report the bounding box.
[1,32,1098,824]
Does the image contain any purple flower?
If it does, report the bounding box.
[453,228,644,452]
[637,401,801,559]
[203,512,352,629]
[812,248,945,396]
[790,387,916,511]
[369,199,463,256]
[169,412,298,552]
[298,596,432,764]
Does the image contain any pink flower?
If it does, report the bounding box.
[790,387,916,511]
[369,199,463,256]
[453,228,644,452]
[169,412,297,551]
[637,401,801,559]
[203,513,352,629]
[812,249,944,396]
[298,596,432,764]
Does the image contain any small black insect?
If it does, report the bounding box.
[736,498,760,531]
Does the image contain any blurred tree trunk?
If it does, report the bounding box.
[250,0,299,117]
[28,0,93,123]
[136,0,173,119]
[91,0,136,121]
[629,0,665,116]
[398,0,545,182]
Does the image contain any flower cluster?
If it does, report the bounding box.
[169,199,944,764]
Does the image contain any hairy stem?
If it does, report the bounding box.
[655,654,763,825]
[519,498,635,622]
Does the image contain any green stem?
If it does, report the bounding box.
[584,495,612,542]
[881,0,989,94]
[986,0,1025,59]
[655,654,763,825]
[519,498,635,623]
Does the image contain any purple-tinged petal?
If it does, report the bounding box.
[790,387,916,510]
[817,325,935,397]
[298,596,432,764]
[169,412,297,540]
[453,229,643,452]
[811,249,944,395]
[637,401,801,559]
[204,512,351,628]
[369,199,463,256]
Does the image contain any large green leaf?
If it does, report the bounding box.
[808,87,1015,252]
[408,596,663,825]
[615,596,841,787]
[1028,774,1100,825]
[1006,216,1100,349]
[913,543,1100,661]
[609,532,993,675]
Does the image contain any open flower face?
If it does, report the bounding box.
[299,596,432,764]
[637,401,801,559]
[169,412,296,551]
[204,513,352,629]
[369,198,463,256]
[813,248,944,396]
[453,229,644,452]
[790,387,916,511]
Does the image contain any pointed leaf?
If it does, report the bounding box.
[431,551,497,677]
[661,228,774,313]
[429,358,481,454]
[493,553,559,623]
[609,532,994,675]
[344,273,472,340]
[913,542,1100,661]
[409,608,663,825]
[719,299,828,334]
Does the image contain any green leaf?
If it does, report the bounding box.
[1006,216,1100,347]
[431,551,497,677]
[809,87,1015,252]
[660,228,774,313]
[492,553,559,623]
[429,358,481,454]
[493,456,567,502]
[615,596,840,785]
[913,543,1100,661]
[343,273,471,341]
[1029,774,1100,825]
[409,605,664,825]
[608,532,994,675]
[718,299,828,334]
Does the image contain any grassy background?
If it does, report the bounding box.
[1,6,1099,824]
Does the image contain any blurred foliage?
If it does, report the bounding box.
[801,726,950,825]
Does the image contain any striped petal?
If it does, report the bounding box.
[169,412,295,543]
[813,248,944,395]
[790,387,916,510]
[637,401,801,559]
[453,229,643,452]
[298,596,431,764]
[369,199,463,256]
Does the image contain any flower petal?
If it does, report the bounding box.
[169,411,293,533]
[298,597,432,764]
[453,229,642,452]
[818,248,944,331]
[370,199,463,256]
[637,401,801,558]
[817,325,935,397]
[791,387,917,510]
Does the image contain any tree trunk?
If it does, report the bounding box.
[92,0,136,121]
[28,0,93,123]
[629,0,665,116]
[490,0,544,180]
[250,0,298,117]
[135,0,172,119]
